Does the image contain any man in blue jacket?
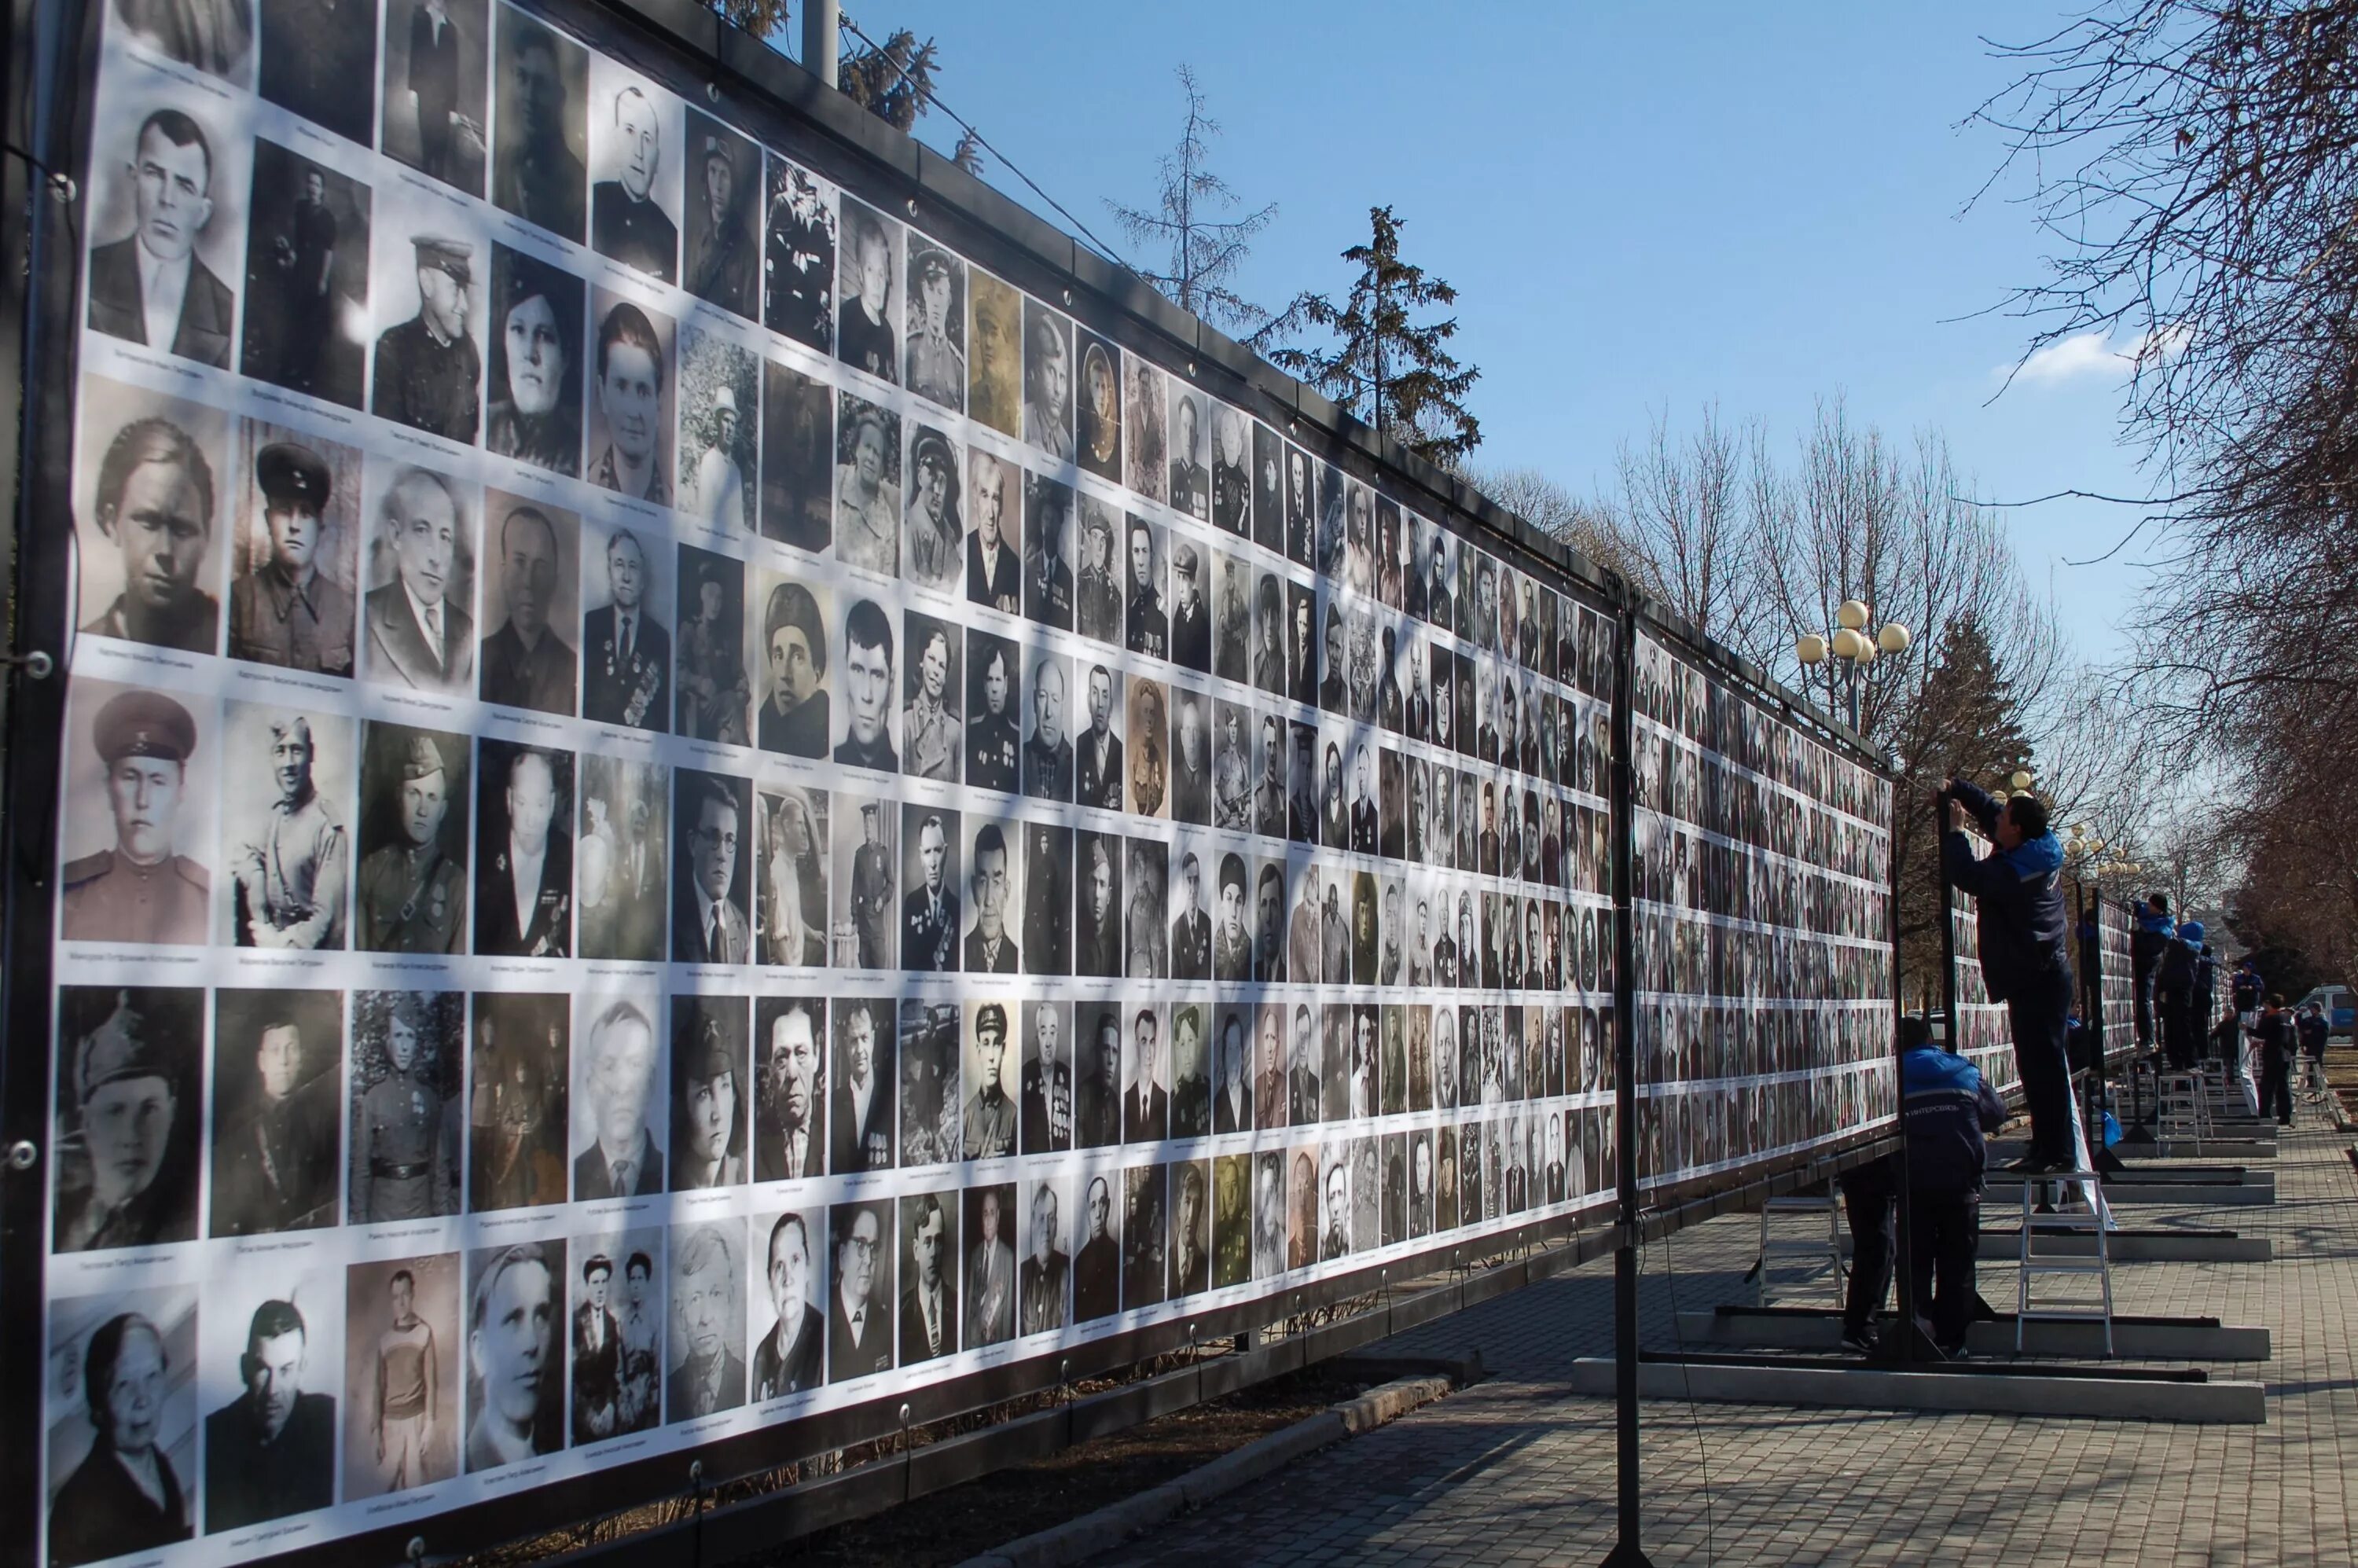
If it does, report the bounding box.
[1904,1025,2009,1357]
[2130,893,2173,1051]
[1944,777,2077,1173]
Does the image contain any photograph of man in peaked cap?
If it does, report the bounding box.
[230,438,357,675]
[356,725,468,953]
[374,234,481,443]
[61,687,210,945]
[52,986,202,1251]
[905,241,966,411]
[88,105,235,367]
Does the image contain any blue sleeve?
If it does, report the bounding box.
[1949,778,2003,835]
[1943,830,2005,898]
[1975,1075,2007,1131]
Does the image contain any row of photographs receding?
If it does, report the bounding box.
[46,1090,1612,1563]
[1631,810,1888,942]
[1632,718,1890,886]
[1631,911,1895,1005]
[1636,997,1893,1085]
[96,19,1607,686]
[53,980,1618,1256]
[1632,640,1893,831]
[1633,1060,1893,1185]
[57,673,1614,963]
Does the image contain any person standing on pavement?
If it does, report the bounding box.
[1901,1021,2007,1358]
[2297,1002,2330,1093]
[1942,777,2077,1173]
[2250,994,2297,1126]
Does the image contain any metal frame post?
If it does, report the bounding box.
[1601,585,1652,1568]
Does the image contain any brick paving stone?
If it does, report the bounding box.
[1088,1107,2358,1566]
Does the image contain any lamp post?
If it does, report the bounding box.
[1794,599,1911,734]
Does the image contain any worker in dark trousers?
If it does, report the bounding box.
[2158,920,2198,1070]
[2191,942,2218,1061]
[2130,893,2173,1052]
[1943,777,2077,1173]
[1902,1020,2007,1358]
[2297,1002,2330,1096]
[1836,1154,1895,1355]
[2250,995,2297,1127]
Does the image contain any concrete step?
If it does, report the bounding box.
[1977,1229,2270,1262]
[1675,1308,2271,1361]
[1567,1354,2266,1423]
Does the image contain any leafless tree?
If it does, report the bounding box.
[1459,465,1655,592]
[1603,406,1761,649]
[1107,66,1278,336]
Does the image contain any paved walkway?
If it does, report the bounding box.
[1093,1107,2358,1566]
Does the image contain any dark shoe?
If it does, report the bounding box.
[1839,1326,1878,1356]
[2000,1154,2043,1172]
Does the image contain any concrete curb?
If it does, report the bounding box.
[954,1372,1455,1568]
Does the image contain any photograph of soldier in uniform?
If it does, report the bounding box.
[751,1210,825,1401]
[1072,1004,1121,1152]
[901,611,962,781]
[1168,1162,1210,1298]
[483,246,584,476]
[1019,1178,1069,1334]
[1287,582,1318,707]
[1170,1006,1211,1140]
[1170,846,1211,977]
[831,798,894,968]
[362,461,476,696]
[1208,555,1247,688]
[372,230,480,444]
[87,102,239,368]
[1247,420,1282,556]
[764,156,835,352]
[340,1254,458,1496]
[963,631,1019,794]
[1075,663,1125,813]
[1126,835,1170,976]
[461,1241,564,1470]
[587,294,675,505]
[904,241,966,412]
[827,1199,894,1382]
[1285,445,1316,568]
[354,725,467,953]
[1082,509,1144,650]
[1072,831,1121,979]
[58,685,213,946]
[491,9,587,237]
[350,991,461,1223]
[898,1191,960,1365]
[898,1000,960,1167]
[834,395,902,578]
[905,425,964,597]
[836,196,901,384]
[567,996,663,1200]
[74,382,226,652]
[467,993,567,1212]
[1211,405,1250,538]
[967,267,1020,439]
[670,769,751,964]
[1004,1001,1071,1161]
[681,325,757,531]
[226,431,358,674]
[221,706,347,949]
[963,1184,1017,1349]
[50,986,199,1252]
[678,108,758,318]
[674,547,750,744]
[1122,1164,1166,1309]
[961,1001,1018,1159]
[587,69,678,282]
[670,998,748,1188]
[44,1286,196,1565]
[1128,678,1168,821]
[829,996,895,1172]
[209,989,342,1237]
[582,521,671,731]
[1124,353,1168,505]
[751,783,823,968]
[1075,329,1121,483]
[1023,472,1075,631]
[575,754,664,960]
[1214,703,1255,834]
[1074,1172,1120,1320]
[1167,383,1210,521]
[476,494,578,716]
[257,0,374,142]
[474,742,573,958]
[241,141,367,406]
[754,997,825,1181]
[1126,516,1168,660]
[1022,298,1072,461]
[1159,539,1205,673]
[759,358,833,553]
[200,1278,339,1531]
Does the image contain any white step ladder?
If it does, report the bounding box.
[2156,1071,2211,1153]
[1757,1194,1846,1309]
[2016,1171,2114,1355]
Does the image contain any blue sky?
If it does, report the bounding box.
[803,2,2159,659]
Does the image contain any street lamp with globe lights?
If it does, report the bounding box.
[1795,598,1911,733]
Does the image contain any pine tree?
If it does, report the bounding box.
[1106,66,1277,335]
[836,23,943,134]
[1914,614,2033,784]
[1256,206,1482,465]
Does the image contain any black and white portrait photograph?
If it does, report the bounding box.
[586,291,675,505]
[369,205,483,448]
[891,1004,957,1160]
[898,1189,960,1364]
[362,459,476,696]
[959,450,1019,617]
[220,702,351,949]
[570,994,663,1200]
[836,196,902,384]
[478,490,579,716]
[227,424,359,675]
[1013,1178,1067,1335]
[566,1227,663,1443]
[241,138,369,407]
[340,1252,461,1497]
[835,394,902,578]
[1074,496,1123,647]
[672,769,751,964]
[582,518,672,731]
[492,7,587,242]
[1074,828,1123,979]
[670,997,748,1188]
[1127,676,1168,821]
[382,0,487,193]
[961,1001,1018,1159]
[1122,1163,1166,1310]
[461,1239,566,1470]
[258,0,376,143]
[485,244,585,477]
[827,1199,894,1383]
[45,1284,197,1564]
[1210,553,1248,688]
[835,796,896,969]
[751,1209,825,1401]
[197,1265,340,1530]
[468,991,567,1212]
[834,596,901,772]
[759,358,834,553]
[1170,1004,1210,1139]
[1170,691,1210,828]
[1287,581,1318,708]
[963,1183,1018,1349]
[1251,420,1285,558]
[904,237,966,412]
[1074,1170,1120,1320]
[1122,1004,1168,1145]
[763,155,836,353]
[963,629,1020,794]
[1074,660,1125,813]
[1284,439,1314,567]
[1214,1153,1251,1287]
[899,804,961,974]
[1166,380,1210,522]
[674,545,751,744]
[967,267,1021,440]
[680,325,758,532]
[1073,1002,1122,1151]
[962,817,1021,975]
[1023,471,1076,631]
[1074,327,1121,483]
[588,63,681,282]
[1123,351,1167,505]
[828,995,895,1172]
[473,742,574,958]
[1019,999,1071,1155]
[682,108,760,318]
[112,0,252,82]
[1022,296,1073,461]
[1168,537,1210,673]
[1211,403,1249,538]
[902,424,965,597]
[86,98,242,368]
[756,782,828,968]
[750,571,828,761]
[350,991,463,1223]
[754,997,825,1181]
[354,722,468,953]
[576,752,666,960]
[72,377,228,652]
[1126,515,1168,661]
[52,986,202,1251]
[57,681,215,947]
[1169,1162,1210,1299]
